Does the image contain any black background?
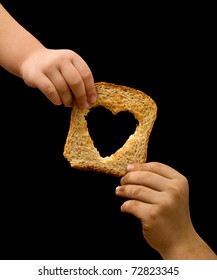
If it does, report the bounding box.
[0,1,216,260]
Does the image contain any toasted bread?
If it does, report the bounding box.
[63,82,157,177]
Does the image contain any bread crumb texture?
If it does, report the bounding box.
[63,82,157,177]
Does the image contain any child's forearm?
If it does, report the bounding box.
[161,231,217,260]
[0,4,45,77]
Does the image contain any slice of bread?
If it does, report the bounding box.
[63,82,157,177]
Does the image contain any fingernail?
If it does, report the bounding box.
[89,95,97,103]
[127,164,134,171]
[80,101,89,109]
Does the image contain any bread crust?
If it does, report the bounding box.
[63,82,157,177]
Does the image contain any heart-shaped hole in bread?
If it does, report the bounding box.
[86,106,138,157]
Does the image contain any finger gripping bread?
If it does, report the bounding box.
[63,82,157,177]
